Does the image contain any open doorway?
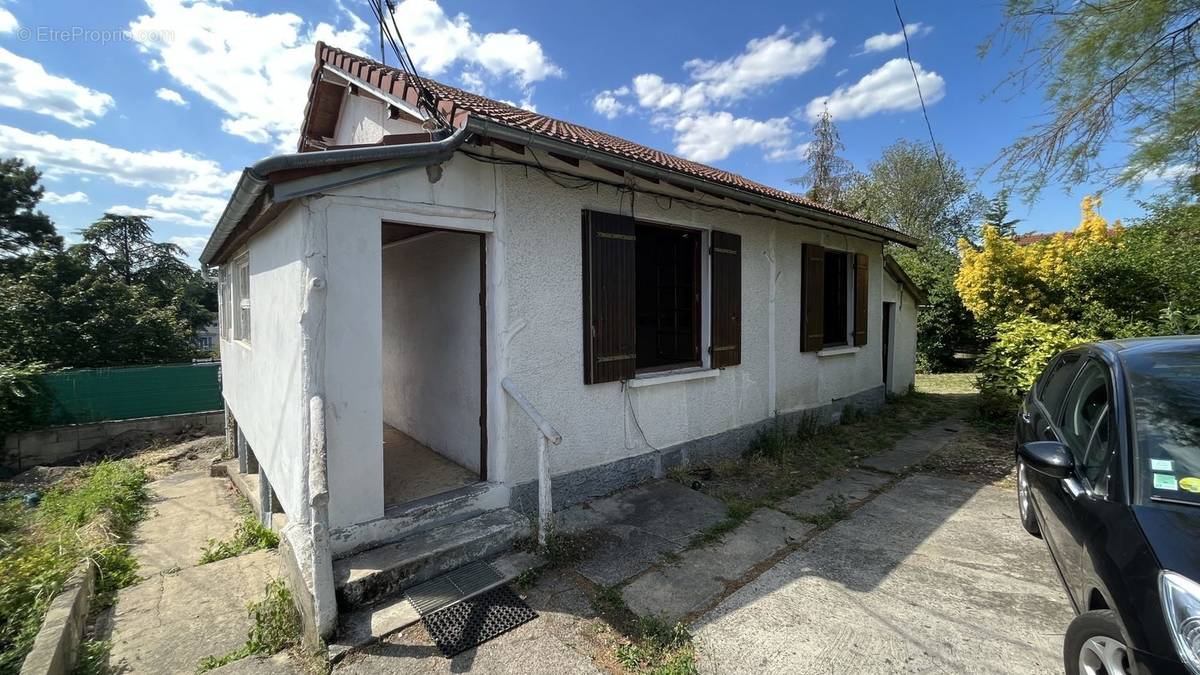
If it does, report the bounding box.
[381,223,486,509]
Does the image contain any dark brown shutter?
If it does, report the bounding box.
[801,243,825,352]
[853,252,869,346]
[710,230,741,368]
[582,210,636,384]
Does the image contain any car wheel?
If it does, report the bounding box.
[1017,459,1041,537]
[1064,610,1135,675]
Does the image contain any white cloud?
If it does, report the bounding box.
[806,58,944,121]
[155,87,187,106]
[861,23,932,54]
[684,29,835,103]
[129,0,374,150]
[631,29,833,114]
[592,86,632,119]
[0,124,237,195]
[41,190,89,205]
[389,0,561,87]
[764,141,811,163]
[169,235,210,258]
[0,47,114,127]
[0,8,17,34]
[671,112,797,163]
[1144,163,1197,183]
[107,203,206,227]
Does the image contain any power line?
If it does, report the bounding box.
[363,0,449,130]
[893,0,946,178]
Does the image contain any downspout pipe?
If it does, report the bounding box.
[200,125,471,264]
[464,118,920,248]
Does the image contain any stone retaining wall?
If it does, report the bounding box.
[2,410,223,471]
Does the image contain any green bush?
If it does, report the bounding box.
[0,460,148,673]
[198,501,279,565]
[0,363,50,449]
[197,580,300,672]
[976,316,1089,418]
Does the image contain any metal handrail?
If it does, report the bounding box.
[501,376,561,545]
[501,377,562,444]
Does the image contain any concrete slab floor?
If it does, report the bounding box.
[130,469,242,577]
[775,469,892,518]
[692,475,1072,675]
[559,480,729,587]
[384,426,478,508]
[622,508,813,624]
[103,549,280,675]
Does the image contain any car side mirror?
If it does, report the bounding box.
[1019,441,1074,480]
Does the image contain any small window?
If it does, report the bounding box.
[233,253,251,343]
[1060,360,1113,484]
[219,266,231,341]
[822,250,852,347]
[1038,352,1083,415]
[635,222,701,372]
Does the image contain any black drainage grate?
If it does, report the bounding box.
[421,585,537,657]
[405,560,502,617]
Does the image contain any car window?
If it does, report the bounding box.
[1060,360,1113,484]
[1123,348,1200,506]
[1039,352,1083,417]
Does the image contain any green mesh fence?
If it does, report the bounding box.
[40,363,222,425]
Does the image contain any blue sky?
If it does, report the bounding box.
[0,0,1170,264]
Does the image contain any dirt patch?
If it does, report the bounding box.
[134,436,226,480]
[918,421,1016,488]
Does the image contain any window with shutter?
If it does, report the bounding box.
[710,230,741,368]
[582,210,636,384]
[635,222,701,371]
[853,253,869,346]
[801,243,825,352]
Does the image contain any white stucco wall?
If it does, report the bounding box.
[230,139,917,529]
[497,165,893,486]
[382,231,481,472]
[882,272,919,395]
[316,154,498,528]
[333,93,426,146]
[219,204,306,521]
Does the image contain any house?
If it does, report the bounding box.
[200,42,924,640]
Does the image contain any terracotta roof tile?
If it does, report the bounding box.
[309,42,905,237]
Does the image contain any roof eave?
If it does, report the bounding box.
[199,126,471,266]
[464,117,921,248]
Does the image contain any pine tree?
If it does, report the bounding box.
[982,189,1021,237]
[790,107,855,210]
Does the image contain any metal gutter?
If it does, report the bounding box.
[199,126,471,265]
[464,118,921,248]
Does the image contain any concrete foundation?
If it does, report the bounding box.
[510,384,886,516]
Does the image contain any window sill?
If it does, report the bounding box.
[817,345,859,358]
[627,367,719,388]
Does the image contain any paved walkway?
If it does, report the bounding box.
[103,469,281,674]
[332,409,1071,673]
[693,475,1072,674]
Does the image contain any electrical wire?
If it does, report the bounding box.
[624,384,663,453]
[893,0,946,178]
[364,0,449,130]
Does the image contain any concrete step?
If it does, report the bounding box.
[332,508,530,610]
[329,550,543,662]
[328,482,509,559]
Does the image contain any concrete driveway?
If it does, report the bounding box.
[692,474,1073,674]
